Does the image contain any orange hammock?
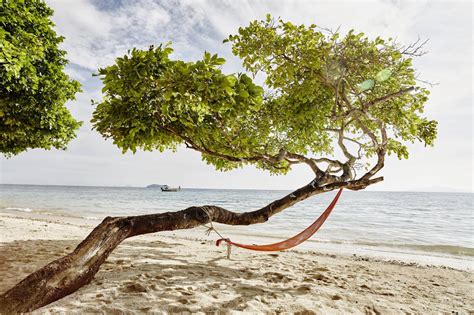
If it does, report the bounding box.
[216,188,343,252]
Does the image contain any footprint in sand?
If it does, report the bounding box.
[311,273,330,282]
[269,292,284,299]
[168,305,194,313]
[121,282,148,293]
[296,284,312,293]
[243,271,254,280]
[364,305,381,315]
[359,284,374,293]
[263,272,293,283]
[179,290,193,296]
[154,275,167,280]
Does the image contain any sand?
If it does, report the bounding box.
[0,211,473,314]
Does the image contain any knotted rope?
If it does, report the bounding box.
[201,206,232,259]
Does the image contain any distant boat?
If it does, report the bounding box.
[161,185,181,192]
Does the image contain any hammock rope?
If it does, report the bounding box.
[210,188,343,256]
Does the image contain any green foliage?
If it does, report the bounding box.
[92,16,437,175]
[92,44,274,171]
[227,17,437,161]
[0,0,81,156]
[357,79,375,91]
[375,69,392,82]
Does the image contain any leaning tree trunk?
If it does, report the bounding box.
[0,177,381,313]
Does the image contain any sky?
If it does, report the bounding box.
[0,0,472,192]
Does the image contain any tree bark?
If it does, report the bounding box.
[0,177,381,313]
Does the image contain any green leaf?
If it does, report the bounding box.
[357,79,375,91]
[375,69,392,82]
[223,85,234,95]
[225,75,237,86]
[215,57,226,65]
[239,90,249,98]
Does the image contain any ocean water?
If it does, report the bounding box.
[1,184,473,263]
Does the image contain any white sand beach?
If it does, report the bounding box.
[0,211,473,314]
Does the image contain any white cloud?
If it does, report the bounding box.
[48,1,433,70]
[48,0,187,69]
[64,66,87,82]
[188,0,428,41]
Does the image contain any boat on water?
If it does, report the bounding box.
[161,185,181,192]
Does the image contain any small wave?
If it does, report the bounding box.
[321,239,474,257]
[83,216,99,220]
[4,207,33,212]
[374,243,474,257]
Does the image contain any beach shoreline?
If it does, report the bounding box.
[1,209,472,270]
[0,211,473,313]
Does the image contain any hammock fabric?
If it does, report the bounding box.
[216,188,343,252]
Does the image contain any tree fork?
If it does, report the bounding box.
[0,177,381,313]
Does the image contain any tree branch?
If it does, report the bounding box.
[331,82,389,183]
[337,126,356,162]
[286,152,324,177]
[400,37,429,57]
[158,123,324,177]
[343,137,363,159]
[363,87,415,109]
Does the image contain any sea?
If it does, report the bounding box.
[1,184,473,269]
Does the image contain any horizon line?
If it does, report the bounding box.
[0,183,472,194]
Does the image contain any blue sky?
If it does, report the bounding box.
[1,0,472,192]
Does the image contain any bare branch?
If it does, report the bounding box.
[364,87,415,109]
[286,152,324,177]
[316,25,341,36]
[313,157,344,166]
[160,122,325,177]
[337,126,356,161]
[343,137,363,159]
[161,125,262,163]
[360,121,387,181]
[324,128,342,133]
[350,112,379,146]
[327,165,343,173]
[414,76,439,87]
[400,37,429,57]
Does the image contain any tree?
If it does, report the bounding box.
[0,0,81,156]
[0,16,437,312]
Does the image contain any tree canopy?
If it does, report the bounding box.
[92,15,437,186]
[0,0,81,156]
